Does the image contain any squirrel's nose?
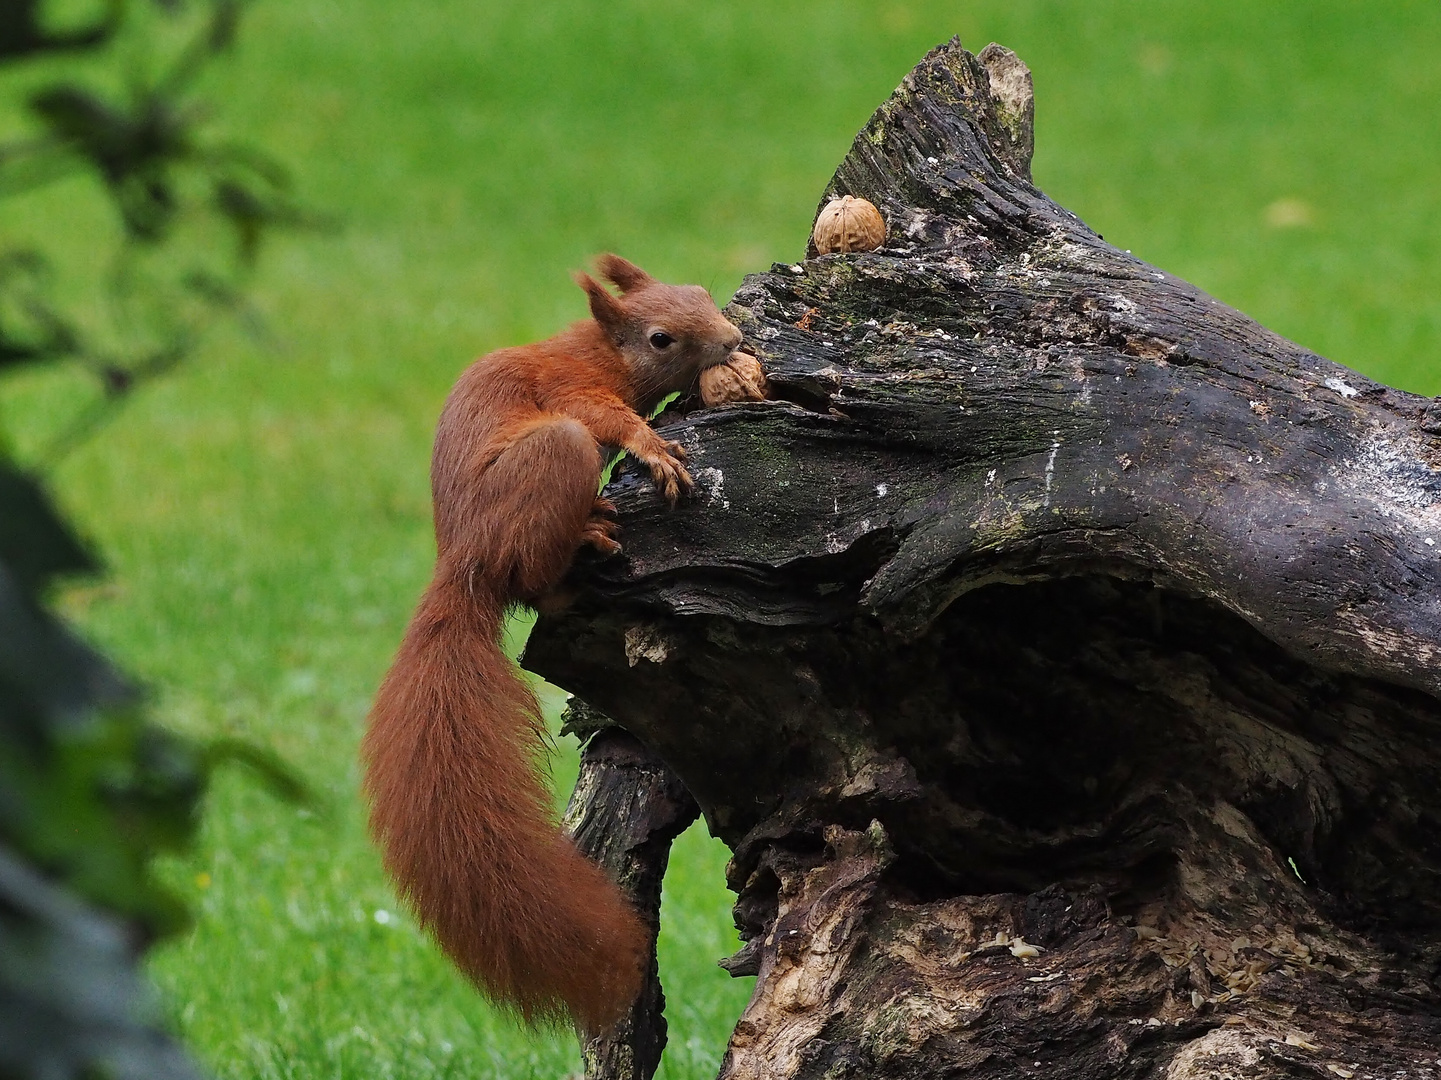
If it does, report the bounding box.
[725,325,743,350]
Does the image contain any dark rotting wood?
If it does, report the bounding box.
[530,37,1441,1078]
[562,724,700,1080]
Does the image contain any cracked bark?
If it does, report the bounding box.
[529,37,1441,1080]
[562,723,699,1080]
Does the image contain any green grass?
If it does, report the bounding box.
[3,1,1439,1077]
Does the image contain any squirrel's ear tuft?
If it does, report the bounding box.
[577,272,627,342]
[595,254,655,295]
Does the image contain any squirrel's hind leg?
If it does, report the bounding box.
[470,416,603,599]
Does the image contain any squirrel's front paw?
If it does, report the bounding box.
[647,444,693,507]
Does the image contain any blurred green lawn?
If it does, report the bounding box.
[3,1,1439,1078]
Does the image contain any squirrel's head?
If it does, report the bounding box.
[577,254,744,408]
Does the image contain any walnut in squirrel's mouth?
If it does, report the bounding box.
[699,350,770,406]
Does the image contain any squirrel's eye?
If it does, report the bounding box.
[649,331,675,350]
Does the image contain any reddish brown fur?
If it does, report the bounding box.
[361,256,741,1032]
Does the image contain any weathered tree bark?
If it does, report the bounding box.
[561,722,699,1080]
[528,38,1441,1079]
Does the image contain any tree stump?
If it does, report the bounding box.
[532,38,1441,1079]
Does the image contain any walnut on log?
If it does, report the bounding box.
[528,37,1441,1080]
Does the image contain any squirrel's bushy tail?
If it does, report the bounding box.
[361,418,646,1031]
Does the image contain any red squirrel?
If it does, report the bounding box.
[361,255,743,1032]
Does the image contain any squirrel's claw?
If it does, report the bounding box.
[632,437,692,508]
[584,533,623,556]
[581,499,622,554]
[648,454,692,507]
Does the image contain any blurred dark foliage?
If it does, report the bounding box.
[0,0,122,59]
[0,2,307,1076]
[1,0,316,461]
